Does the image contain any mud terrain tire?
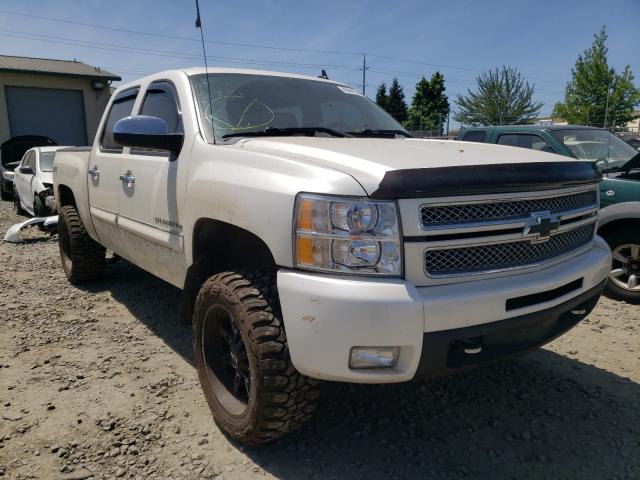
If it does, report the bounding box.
[193,271,319,444]
[58,204,106,284]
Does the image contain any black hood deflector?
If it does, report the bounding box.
[370,161,601,199]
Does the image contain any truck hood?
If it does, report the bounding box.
[237,137,593,196]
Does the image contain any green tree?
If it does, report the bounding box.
[454,66,542,126]
[553,27,640,128]
[386,78,408,123]
[405,72,450,135]
[375,82,388,110]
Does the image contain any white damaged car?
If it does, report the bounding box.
[13,146,66,217]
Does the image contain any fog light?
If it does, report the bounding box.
[349,347,399,369]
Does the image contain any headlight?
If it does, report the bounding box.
[293,193,402,276]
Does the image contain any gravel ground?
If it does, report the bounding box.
[0,200,638,480]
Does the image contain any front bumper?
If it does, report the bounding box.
[277,236,611,383]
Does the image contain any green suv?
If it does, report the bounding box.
[460,125,640,304]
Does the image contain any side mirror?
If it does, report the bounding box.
[113,116,183,155]
[19,165,34,175]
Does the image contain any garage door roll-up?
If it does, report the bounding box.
[5,86,88,146]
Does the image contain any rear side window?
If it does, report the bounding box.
[461,130,487,142]
[498,134,555,153]
[100,88,139,152]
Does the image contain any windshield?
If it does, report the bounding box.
[550,129,638,171]
[39,152,55,172]
[190,73,406,142]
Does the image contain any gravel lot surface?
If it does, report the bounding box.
[0,200,638,480]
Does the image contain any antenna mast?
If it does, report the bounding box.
[195,0,215,141]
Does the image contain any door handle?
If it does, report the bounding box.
[89,166,100,179]
[119,170,135,187]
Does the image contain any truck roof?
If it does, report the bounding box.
[115,67,345,91]
[462,124,602,133]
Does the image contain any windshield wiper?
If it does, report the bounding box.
[222,127,347,140]
[346,129,412,138]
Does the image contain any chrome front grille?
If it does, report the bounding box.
[421,189,598,227]
[413,186,599,280]
[424,223,595,276]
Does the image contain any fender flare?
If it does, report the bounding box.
[598,202,640,228]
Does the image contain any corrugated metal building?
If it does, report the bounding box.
[0,55,121,146]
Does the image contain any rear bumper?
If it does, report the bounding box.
[277,237,611,383]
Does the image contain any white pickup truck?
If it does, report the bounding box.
[53,68,611,444]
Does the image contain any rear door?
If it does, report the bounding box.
[116,80,186,284]
[88,87,139,251]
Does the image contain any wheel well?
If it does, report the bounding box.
[598,218,640,239]
[192,219,277,274]
[57,185,77,208]
[179,219,278,325]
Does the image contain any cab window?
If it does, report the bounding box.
[27,152,37,170]
[497,133,555,153]
[21,151,35,170]
[140,82,182,134]
[100,88,139,152]
[133,82,182,154]
[461,130,487,142]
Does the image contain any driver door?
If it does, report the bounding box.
[116,80,187,286]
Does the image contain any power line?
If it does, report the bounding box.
[0,29,362,72]
[0,9,568,85]
[0,9,362,56]
[0,27,565,95]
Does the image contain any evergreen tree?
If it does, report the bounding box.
[454,66,542,126]
[406,72,450,135]
[385,78,408,123]
[553,26,640,128]
[375,82,388,110]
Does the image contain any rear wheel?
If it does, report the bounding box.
[603,229,640,304]
[58,204,106,284]
[193,271,319,444]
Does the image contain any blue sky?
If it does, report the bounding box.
[1,0,638,129]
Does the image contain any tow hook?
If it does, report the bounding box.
[460,338,482,355]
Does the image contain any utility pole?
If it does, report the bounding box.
[361,53,368,95]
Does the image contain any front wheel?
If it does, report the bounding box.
[14,194,27,216]
[34,194,51,217]
[603,229,640,304]
[193,271,320,444]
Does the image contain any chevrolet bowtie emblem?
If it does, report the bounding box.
[523,211,560,244]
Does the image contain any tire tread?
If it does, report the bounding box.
[193,271,319,444]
